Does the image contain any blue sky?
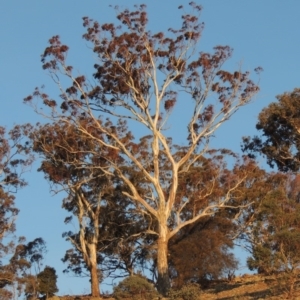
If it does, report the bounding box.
[1,0,300,296]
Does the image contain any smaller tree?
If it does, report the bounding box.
[10,238,47,299]
[37,266,58,299]
[30,121,154,290]
[246,174,300,298]
[0,125,33,299]
[242,88,300,172]
[29,121,115,297]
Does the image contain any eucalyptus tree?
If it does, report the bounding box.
[0,125,32,299]
[10,238,47,299]
[30,120,151,296]
[246,174,300,298]
[30,121,118,296]
[25,3,260,295]
[243,88,300,172]
[36,266,58,299]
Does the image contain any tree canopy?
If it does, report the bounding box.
[24,3,260,295]
[0,125,33,299]
[243,88,300,172]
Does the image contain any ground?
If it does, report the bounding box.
[49,273,300,300]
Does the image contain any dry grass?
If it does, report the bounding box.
[50,273,300,300]
[200,273,300,299]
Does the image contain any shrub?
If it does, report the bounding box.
[37,266,58,298]
[113,275,158,300]
[168,283,201,300]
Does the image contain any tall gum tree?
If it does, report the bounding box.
[25,3,260,295]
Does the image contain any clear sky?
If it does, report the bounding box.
[1,0,300,296]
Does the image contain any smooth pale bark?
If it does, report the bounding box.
[90,264,100,297]
[77,193,101,297]
[79,241,100,297]
[156,224,170,296]
[88,244,100,297]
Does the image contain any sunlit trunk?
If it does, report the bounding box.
[88,244,100,297]
[128,266,134,276]
[156,225,170,296]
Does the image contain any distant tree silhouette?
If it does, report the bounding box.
[37,266,58,299]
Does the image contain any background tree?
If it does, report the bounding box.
[25,3,260,295]
[29,121,117,297]
[168,155,274,288]
[0,125,32,299]
[242,88,300,172]
[230,166,282,253]
[97,199,153,280]
[246,174,300,298]
[29,121,152,296]
[37,266,58,299]
[10,238,47,300]
[241,88,300,297]
[169,215,238,288]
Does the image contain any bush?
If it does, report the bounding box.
[37,266,58,298]
[113,275,158,300]
[168,283,201,300]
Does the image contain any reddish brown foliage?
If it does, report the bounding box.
[24,3,261,296]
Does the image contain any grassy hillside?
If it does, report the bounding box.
[48,273,300,300]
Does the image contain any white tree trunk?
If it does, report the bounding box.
[156,223,170,296]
